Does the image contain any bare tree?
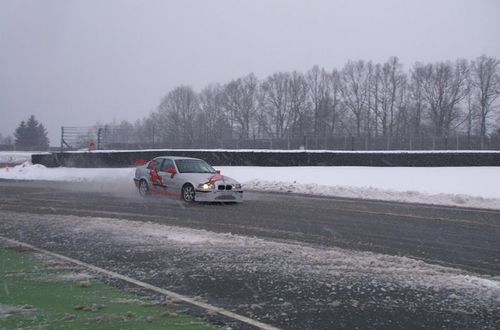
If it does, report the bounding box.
[340,60,370,137]
[471,55,500,149]
[198,84,231,145]
[323,69,342,140]
[367,63,382,137]
[306,66,321,140]
[157,86,199,146]
[222,74,259,139]
[409,63,427,141]
[132,117,157,146]
[287,71,310,140]
[378,57,406,139]
[394,78,411,141]
[259,72,293,139]
[421,60,469,137]
[306,66,332,143]
[105,120,135,144]
[100,55,500,150]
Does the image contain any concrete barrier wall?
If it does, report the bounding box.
[31,150,500,168]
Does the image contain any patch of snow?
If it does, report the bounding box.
[0,161,134,183]
[0,151,41,165]
[0,304,37,320]
[111,298,144,304]
[21,213,500,313]
[40,273,94,282]
[241,179,500,210]
[74,217,500,291]
[219,166,500,209]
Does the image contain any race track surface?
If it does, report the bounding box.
[1,180,499,329]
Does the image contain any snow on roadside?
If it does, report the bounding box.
[0,151,40,165]
[220,166,500,210]
[1,162,500,210]
[0,161,134,182]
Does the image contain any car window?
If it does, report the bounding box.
[159,158,174,172]
[174,159,215,174]
[147,158,162,170]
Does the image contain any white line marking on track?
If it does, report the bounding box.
[0,236,281,330]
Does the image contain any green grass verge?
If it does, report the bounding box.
[0,248,218,329]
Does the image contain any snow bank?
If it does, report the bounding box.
[218,166,500,210]
[1,162,499,210]
[0,151,40,164]
[0,161,133,182]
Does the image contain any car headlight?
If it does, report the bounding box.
[198,182,214,191]
[233,183,242,189]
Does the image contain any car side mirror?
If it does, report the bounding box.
[166,167,177,177]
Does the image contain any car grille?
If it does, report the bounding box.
[218,185,232,191]
[215,195,236,200]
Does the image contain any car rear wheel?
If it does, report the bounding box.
[139,179,149,196]
[181,184,195,202]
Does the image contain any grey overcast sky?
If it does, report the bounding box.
[1,0,499,144]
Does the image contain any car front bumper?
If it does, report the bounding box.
[195,189,243,202]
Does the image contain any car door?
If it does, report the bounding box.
[158,158,178,194]
[146,157,164,189]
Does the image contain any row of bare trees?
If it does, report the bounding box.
[104,55,500,150]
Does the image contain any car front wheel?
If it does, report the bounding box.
[181,184,195,202]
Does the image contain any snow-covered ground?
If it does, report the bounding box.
[1,161,499,210]
[0,304,37,321]
[0,151,40,164]
[219,166,500,210]
[0,162,132,183]
[5,212,498,314]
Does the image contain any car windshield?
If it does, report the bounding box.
[174,159,215,174]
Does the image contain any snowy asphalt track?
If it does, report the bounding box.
[0,236,280,330]
[0,179,499,329]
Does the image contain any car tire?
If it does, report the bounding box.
[138,179,150,197]
[181,183,195,203]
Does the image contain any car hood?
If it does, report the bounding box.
[180,172,239,185]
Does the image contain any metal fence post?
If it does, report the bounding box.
[97,128,102,150]
[60,127,64,153]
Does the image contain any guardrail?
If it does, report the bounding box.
[31,149,500,168]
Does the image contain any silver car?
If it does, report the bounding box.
[133,156,243,203]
